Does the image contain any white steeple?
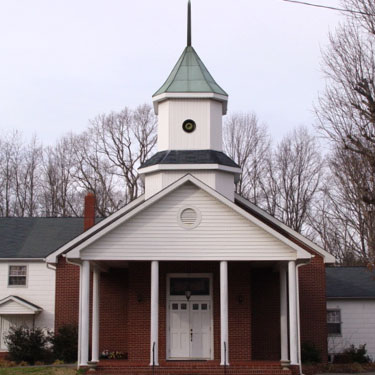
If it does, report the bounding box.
[139,1,241,200]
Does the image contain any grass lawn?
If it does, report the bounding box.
[0,367,79,375]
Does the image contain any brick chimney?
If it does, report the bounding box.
[84,192,96,231]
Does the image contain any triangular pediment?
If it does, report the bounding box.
[67,177,310,262]
[0,296,42,315]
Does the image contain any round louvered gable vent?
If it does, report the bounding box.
[181,208,197,226]
[178,207,201,229]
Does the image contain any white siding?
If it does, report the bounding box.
[0,300,35,314]
[81,183,296,261]
[0,261,55,350]
[145,171,235,201]
[327,299,375,360]
[157,99,223,151]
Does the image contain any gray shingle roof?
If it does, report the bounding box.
[326,267,375,299]
[139,150,240,169]
[0,218,87,258]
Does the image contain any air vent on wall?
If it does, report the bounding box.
[180,208,197,226]
[178,207,201,229]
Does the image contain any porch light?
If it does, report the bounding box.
[185,290,192,300]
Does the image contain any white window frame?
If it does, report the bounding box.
[327,309,342,336]
[8,265,28,288]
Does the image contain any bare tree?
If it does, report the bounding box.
[0,132,42,217]
[71,131,123,217]
[0,133,18,217]
[315,0,375,263]
[261,127,324,235]
[223,112,270,205]
[41,135,80,217]
[89,104,157,204]
[312,146,375,264]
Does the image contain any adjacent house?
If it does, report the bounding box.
[0,217,85,355]
[326,267,375,361]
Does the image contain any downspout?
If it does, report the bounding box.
[296,262,309,375]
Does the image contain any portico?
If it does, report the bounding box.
[76,257,303,369]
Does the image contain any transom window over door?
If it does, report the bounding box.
[170,277,210,296]
[8,266,27,287]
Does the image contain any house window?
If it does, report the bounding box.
[8,266,27,287]
[327,309,341,335]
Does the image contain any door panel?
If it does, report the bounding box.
[169,300,211,359]
[190,302,211,359]
[169,302,190,358]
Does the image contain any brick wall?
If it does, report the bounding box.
[100,268,129,354]
[299,255,328,363]
[55,257,80,330]
[228,262,252,361]
[251,267,280,361]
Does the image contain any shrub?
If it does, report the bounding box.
[334,344,371,364]
[5,326,52,364]
[50,324,78,363]
[301,342,322,364]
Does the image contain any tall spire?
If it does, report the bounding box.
[187,0,192,46]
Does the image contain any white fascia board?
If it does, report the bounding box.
[67,174,311,262]
[45,195,145,264]
[152,93,228,115]
[138,163,242,175]
[235,194,336,264]
[0,296,42,313]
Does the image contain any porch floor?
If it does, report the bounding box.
[90,360,294,375]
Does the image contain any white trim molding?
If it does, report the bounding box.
[138,163,241,176]
[153,93,228,115]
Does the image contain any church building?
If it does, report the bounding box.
[46,2,335,374]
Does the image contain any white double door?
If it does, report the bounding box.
[169,300,212,360]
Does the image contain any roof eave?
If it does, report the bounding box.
[152,92,228,115]
[235,194,336,264]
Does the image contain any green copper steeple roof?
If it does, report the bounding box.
[153,46,228,97]
[153,1,227,98]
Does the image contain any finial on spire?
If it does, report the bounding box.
[187,0,192,46]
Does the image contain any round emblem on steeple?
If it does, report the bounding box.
[182,119,196,133]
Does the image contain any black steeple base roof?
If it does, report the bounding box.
[139,150,240,170]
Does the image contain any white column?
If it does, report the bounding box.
[91,267,100,363]
[220,261,229,366]
[150,261,159,366]
[280,264,289,364]
[79,260,90,367]
[288,260,298,365]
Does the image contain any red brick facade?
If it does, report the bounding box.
[54,257,328,364]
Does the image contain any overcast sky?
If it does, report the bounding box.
[0,0,343,145]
